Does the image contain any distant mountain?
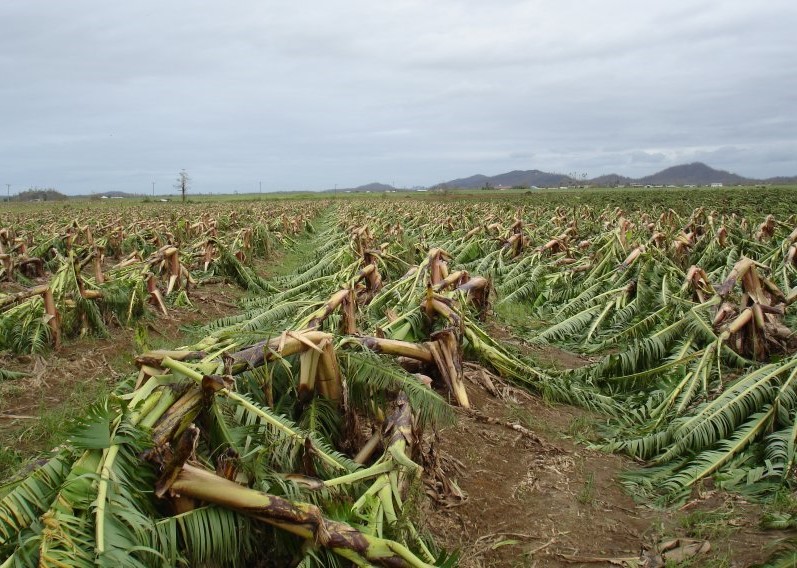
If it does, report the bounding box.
[314,162,795,195]
[760,175,797,184]
[589,173,633,187]
[321,182,397,193]
[353,182,396,192]
[432,162,797,189]
[637,163,748,186]
[435,169,571,189]
[435,174,490,189]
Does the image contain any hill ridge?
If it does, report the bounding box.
[429,162,797,189]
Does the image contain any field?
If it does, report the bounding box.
[2,187,797,567]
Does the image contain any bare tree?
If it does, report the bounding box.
[175,169,190,202]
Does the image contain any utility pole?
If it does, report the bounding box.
[259,181,262,194]
[5,184,9,202]
[152,181,155,196]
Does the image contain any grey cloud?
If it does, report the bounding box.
[630,151,668,164]
[0,0,795,193]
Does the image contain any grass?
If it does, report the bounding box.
[758,491,797,563]
[576,471,596,506]
[0,377,112,477]
[0,447,21,476]
[505,403,556,437]
[504,402,598,444]
[566,415,597,441]
[664,554,731,568]
[137,319,209,354]
[269,233,326,278]
[643,505,737,568]
[678,507,737,541]
[252,215,333,280]
[765,488,797,518]
[494,302,541,331]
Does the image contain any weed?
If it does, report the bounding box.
[494,302,540,330]
[134,323,150,352]
[0,445,23,474]
[664,553,731,568]
[505,403,555,437]
[567,415,596,441]
[766,488,797,516]
[513,549,538,567]
[505,403,536,428]
[577,472,596,506]
[679,507,736,540]
[0,377,111,481]
[1,383,26,398]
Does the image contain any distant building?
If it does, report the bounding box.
[710,182,723,188]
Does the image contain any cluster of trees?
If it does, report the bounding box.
[3,171,192,203]
[7,188,68,202]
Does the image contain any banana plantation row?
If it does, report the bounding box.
[0,202,317,355]
[2,195,797,566]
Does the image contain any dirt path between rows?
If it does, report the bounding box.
[425,382,788,567]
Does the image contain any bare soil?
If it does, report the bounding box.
[424,381,789,567]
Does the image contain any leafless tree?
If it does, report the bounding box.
[175,169,190,202]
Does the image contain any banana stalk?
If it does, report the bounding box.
[162,462,434,567]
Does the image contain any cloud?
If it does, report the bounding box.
[630,151,668,165]
[0,0,795,193]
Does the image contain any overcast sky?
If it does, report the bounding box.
[1,1,795,194]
